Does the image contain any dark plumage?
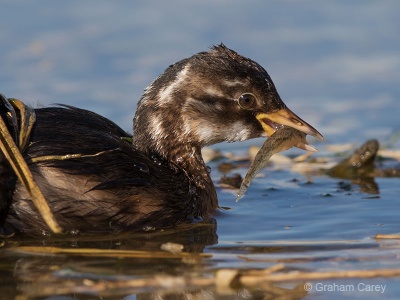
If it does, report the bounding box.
[1,45,322,235]
[0,97,18,223]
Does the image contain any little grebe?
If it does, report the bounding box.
[1,45,322,235]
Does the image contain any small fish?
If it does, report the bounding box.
[236,126,317,201]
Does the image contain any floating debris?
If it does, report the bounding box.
[326,139,379,179]
[216,264,400,287]
[220,174,243,189]
[160,242,184,254]
[6,245,209,258]
[201,147,223,163]
[375,234,400,239]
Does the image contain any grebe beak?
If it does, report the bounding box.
[256,106,324,140]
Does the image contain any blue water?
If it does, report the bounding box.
[1,1,400,299]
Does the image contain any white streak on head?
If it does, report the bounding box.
[203,87,225,98]
[183,97,225,115]
[213,102,224,111]
[223,79,248,87]
[182,118,192,137]
[157,65,190,104]
[225,121,252,142]
[192,119,252,146]
[194,123,217,145]
[182,97,253,145]
[149,114,165,141]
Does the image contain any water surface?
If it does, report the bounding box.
[1,1,400,299]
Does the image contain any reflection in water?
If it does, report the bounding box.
[2,221,400,299]
[136,284,307,300]
[1,220,309,299]
[2,221,217,299]
[352,177,379,195]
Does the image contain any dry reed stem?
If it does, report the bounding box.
[235,267,400,287]
[0,114,62,233]
[7,246,211,259]
[375,234,400,239]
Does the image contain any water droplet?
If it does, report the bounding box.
[134,162,149,173]
[40,229,51,236]
[189,185,196,195]
[142,225,156,231]
[151,155,162,166]
[195,153,204,163]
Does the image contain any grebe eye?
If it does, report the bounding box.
[238,93,257,110]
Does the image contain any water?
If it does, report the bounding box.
[1,1,400,299]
